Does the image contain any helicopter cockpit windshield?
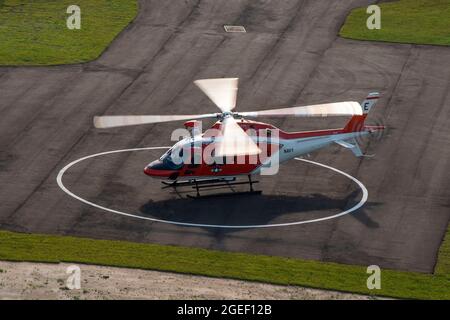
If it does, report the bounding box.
[159,147,184,170]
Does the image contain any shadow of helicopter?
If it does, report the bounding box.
[139,189,381,232]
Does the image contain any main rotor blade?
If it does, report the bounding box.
[214,116,261,157]
[194,78,239,113]
[93,114,218,128]
[239,101,362,118]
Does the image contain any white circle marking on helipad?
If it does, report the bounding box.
[56,146,368,229]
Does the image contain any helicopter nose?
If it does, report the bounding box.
[144,160,176,178]
[144,165,153,176]
[144,160,162,175]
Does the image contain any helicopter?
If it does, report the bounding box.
[94,78,384,197]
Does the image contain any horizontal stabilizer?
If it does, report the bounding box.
[335,139,363,157]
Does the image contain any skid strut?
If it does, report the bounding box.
[161,175,261,198]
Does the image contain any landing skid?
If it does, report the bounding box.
[187,190,262,199]
[161,175,261,198]
[161,177,236,188]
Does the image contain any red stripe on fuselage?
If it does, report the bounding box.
[278,128,344,139]
[210,120,345,140]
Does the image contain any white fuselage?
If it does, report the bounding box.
[251,131,368,175]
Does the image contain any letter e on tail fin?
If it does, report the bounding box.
[344,92,379,132]
[361,92,379,114]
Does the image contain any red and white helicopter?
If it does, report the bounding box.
[94,78,384,197]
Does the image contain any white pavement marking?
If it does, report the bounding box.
[56,147,368,229]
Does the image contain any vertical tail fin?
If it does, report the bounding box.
[361,92,380,114]
[343,92,379,132]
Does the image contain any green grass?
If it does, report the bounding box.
[0,0,138,65]
[435,225,450,275]
[340,0,450,46]
[0,230,449,299]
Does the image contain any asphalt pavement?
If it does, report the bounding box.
[1,0,449,273]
